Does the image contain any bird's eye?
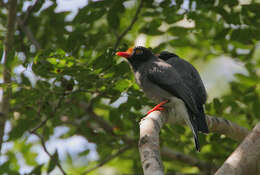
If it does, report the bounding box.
[135,49,143,55]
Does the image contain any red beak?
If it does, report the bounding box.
[116,52,130,58]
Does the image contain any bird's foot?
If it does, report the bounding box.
[146,100,169,115]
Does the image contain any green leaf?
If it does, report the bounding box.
[231,29,254,44]
[235,73,257,87]
[9,118,38,140]
[0,161,19,175]
[140,20,163,35]
[213,98,222,114]
[113,79,131,91]
[168,26,190,36]
[29,164,43,175]
[79,149,90,156]
[107,10,120,29]
[21,73,31,86]
[47,150,59,173]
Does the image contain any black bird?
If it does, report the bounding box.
[116,46,209,151]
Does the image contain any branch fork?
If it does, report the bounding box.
[138,104,251,175]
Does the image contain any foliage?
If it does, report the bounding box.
[0,0,259,174]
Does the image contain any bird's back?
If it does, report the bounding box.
[159,51,207,106]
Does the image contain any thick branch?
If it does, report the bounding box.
[215,122,260,175]
[80,103,225,172]
[0,0,17,154]
[167,108,249,142]
[206,115,249,142]
[139,111,166,175]
[84,110,219,174]
[138,106,250,175]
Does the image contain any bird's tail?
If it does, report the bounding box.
[197,107,209,133]
[186,109,200,151]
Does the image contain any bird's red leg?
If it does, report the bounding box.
[146,100,169,115]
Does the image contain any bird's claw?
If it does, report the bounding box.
[146,100,169,115]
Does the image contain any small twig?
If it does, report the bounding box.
[17,16,41,50]
[31,131,67,175]
[22,0,40,25]
[113,0,144,50]
[16,0,41,50]
[30,96,64,133]
[82,145,131,175]
[101,0,144,73]
[161,147,219,172]
[84,103,136,145]
[30,118,49,133]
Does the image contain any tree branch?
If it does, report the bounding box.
[215,122,260,175]
[1,0,41,51]
[167,107,250,142]
[113,0,144,50]
[206,115,249,142]
[77,103,218,172]
[0,0,17,154]
[82,145,131,175]
[31,131,67,175]
[16,0,42,50]
[138,104,251,175]
[139,111,165,175]
[30,96,64,133]
[80,100,249,174]
[85,102,135,145]
[21,0,40,25]
[81,103,250,173]
[17,16,41,50]
[161,147,218,173]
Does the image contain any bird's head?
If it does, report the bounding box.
[116,46,154,67]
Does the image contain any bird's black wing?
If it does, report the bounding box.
[158,51,207,106]
[147,64,199,116]
[157,53,209,133]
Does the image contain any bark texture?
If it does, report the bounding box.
[167,107,249,142]
[139,111,166,175]
[215,122,260,175]
[206,115,249,142]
